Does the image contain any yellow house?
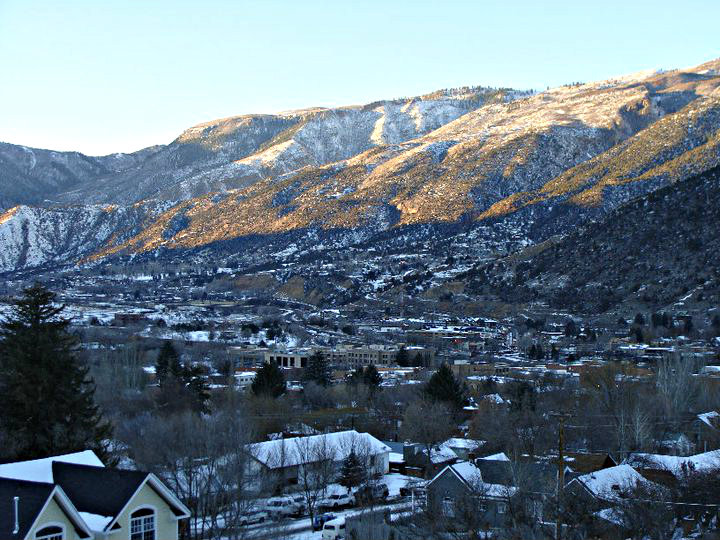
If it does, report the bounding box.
[0,451,190,540]
[0,478,93,540]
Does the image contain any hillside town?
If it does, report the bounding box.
[1,274,719,539]
[2,6,720,539]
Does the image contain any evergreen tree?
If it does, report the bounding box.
[424,363,467,410]
[251,361,285,398]
[155,341,179,385]
[363,364,383,390]
[183,362,211,414]
[0,284,111,462]
[551,344,560,360]
[564,319,578,337]
[634,313,646,326]
[396,346,410,367]
[339,450,364,492]
[303,351,331,387]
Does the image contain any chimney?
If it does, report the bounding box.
[13,496,19,535]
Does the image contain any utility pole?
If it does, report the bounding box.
[551,412,571,540]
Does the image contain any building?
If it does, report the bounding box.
[264,349,313,369]
[0,450,190,540]
[246,430,390,493]
[234,371,257,391]
[425,461,516,529]
[692,411,720,453]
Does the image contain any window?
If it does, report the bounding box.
[442,496,455,517]
[130,508,155,540]
[36,525,63,540]
[497,502,507,514]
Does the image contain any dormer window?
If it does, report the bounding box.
[35,525,64,540]
[130,508,156,540]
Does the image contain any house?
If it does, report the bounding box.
[692,411,720,452]
[402,442,458,478]
[623,449,720,476]
[565,465,654,506]
[246,430,390,493]
[564,452,617,475]
[425,461,516,529]
[0,478,94,540]
[441,438,485,461]
[0,450,190,540]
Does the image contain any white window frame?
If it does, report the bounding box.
[35,522,65,540]
[497,502,507,514]
[129,505,157,540]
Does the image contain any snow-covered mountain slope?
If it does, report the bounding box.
[0,202,165,271]
[1,59,719,274]
[93,60,720,258]
[46,87,508,206]
[0,143,162,210]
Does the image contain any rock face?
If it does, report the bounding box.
[0,59,719,273]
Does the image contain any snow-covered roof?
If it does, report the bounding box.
[479,452,510,462]
[698,411,720,429]
[0,450,104,483]
[443,437,484,450]
[249,430,390,469]
[573,465,647,501]
[79,512,114,532]
[624,449,720,473]
[429,461,516,499]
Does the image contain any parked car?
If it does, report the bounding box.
[355,482,389,503]
[321,517,346,540]
[289,494,306,516]
[400,479,426,498]
[239,508,269,526]
[313,512,337,531]
[318,492,355,510]
[262,496,302,518]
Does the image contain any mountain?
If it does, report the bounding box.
[457,165,720,314]
[0,143,162,210]
[0,87,502,210]
[0,59,719,275]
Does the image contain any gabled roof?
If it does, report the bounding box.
[428,461,516,499]
[697,411,720,430]
[565,452,617,474]
[0,451,103,483]
[51,462,147,519]
[476,459,514,485]
[570,465,648,501]
[0,478,93,540]
[249,430,390,469]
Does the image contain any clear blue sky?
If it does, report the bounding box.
[1,0,718,155]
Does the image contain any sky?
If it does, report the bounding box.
[0,0,718,156]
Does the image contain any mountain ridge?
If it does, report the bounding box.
[0,58,719,276]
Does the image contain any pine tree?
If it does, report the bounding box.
[396,346,410,367]
[424,363,467,410]
[183,363,211,414]
[303,351,331,387]
[339,450,364,492]
[251,361,285,398]
[0,284,111,462]
[155,341,179,385]
[363,364,383,390]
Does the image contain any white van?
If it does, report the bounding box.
[321,517,346,540]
